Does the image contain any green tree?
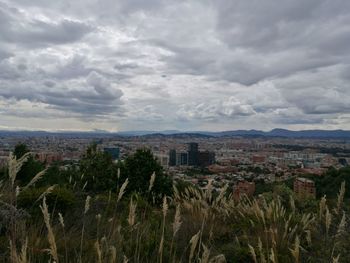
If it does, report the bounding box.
[14,143,30,159]
[79,143,118,192]
[13,143,44,185]
[119,148,172,200]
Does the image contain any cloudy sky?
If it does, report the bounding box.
[0,0,350,132]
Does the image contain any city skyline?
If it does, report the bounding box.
[1,0,350,131]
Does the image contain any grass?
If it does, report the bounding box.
[0,154,350,262]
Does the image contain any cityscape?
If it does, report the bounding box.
[1,0,350,262]
[1,131,350,200]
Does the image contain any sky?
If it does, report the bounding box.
[0,0,350,132]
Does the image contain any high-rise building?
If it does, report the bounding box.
[188,142,198,152]
[180,152,188,165]
[176,152,188,166]
[198,151,215,167]
[188,142,199,166]
[169,149,177,166]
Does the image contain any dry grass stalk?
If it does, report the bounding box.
[148,172,156,192]
[15,186,20,197]
[84,195,91,214]
[58,212,68,263]
[333,254,340,263]
[36,185,57,203]
[248,244,257,263]
[173,204,182,236]
[162,196,168,218]
[58,213,65,228]
[80,196,91,263]
[201,244,210,263]
[159,196,168,263]
[127,198,137,227]
[109,246,117,263]
[336,181,346,214]
[95,240,102,263]
[22,169,47,191]
[290,195,296,213]
[117,168,120,179]
[208,254,226,263]
[319,195,327,220]
[8,152,31,187]
[258,238,266,263]
[325,207,332,236]
[18,238,28,263]
[269,248,277,263]
[336,212,346,237]
[117,179,128,202]
[189,230,201,262]
[289,235,300,263]
[9,240,19,263]
[40,197,59,262]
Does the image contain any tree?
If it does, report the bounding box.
[79,143,118,192]
[119,148,172,200]
[13,143,44,185]
[14,143,30,159]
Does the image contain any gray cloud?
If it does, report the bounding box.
[0,71,123,118]
[0,0,350,131]
[0,2,93,48]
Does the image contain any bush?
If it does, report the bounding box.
[18,187,76,213]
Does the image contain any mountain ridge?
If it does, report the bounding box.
[1,128,350,138]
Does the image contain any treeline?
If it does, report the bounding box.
[0,143,172,213]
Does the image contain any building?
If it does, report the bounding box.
[198,151,215,167]
[35,152,63,164]
[169,149,177,166]
[169,150,188,166]
[251,155,266,164]
[233,181,255,200]
[188,142,199,166]
[154,153,169,169]
[176,152,188,166]
[294,177,316,198]
[208,164,236,173]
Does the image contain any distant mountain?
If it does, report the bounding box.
[209,129,350,138]
[116,130,181,136]
[141,132,214,139]
[1,129,350,139]
[269,129,350,138]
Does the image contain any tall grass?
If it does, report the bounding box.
[0,155,350,262]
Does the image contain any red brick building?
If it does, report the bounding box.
[35,152,63,164]
[294,177,316,198]
[251,155,266,163]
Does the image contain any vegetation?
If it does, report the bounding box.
[306,166,350,198]
[0,144,350,262]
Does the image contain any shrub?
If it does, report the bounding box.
[18,187,76,213]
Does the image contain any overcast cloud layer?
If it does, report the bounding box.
[0,0,350,131]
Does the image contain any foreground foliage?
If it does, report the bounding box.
[0,153,349,263]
